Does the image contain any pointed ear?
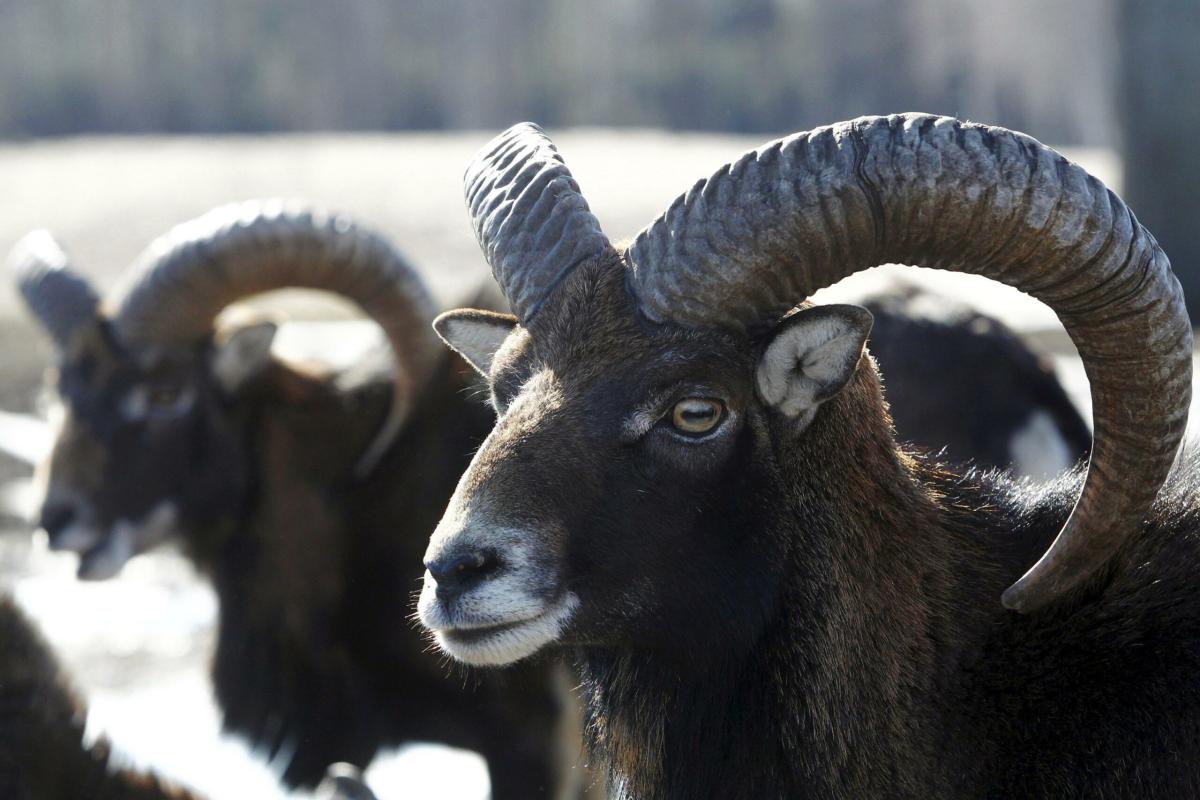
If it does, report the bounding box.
[211,321,278,395]
[756,304,873,421]
[433,309,517,377]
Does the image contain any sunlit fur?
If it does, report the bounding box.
[860,285,1091,476]
[0,596,201,799]
[424,256,1200,799]
[31,306,582,796]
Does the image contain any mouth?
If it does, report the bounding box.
[426,592,579,667]
[41,518,132,581]
[76,528,135,581]
[47,502,180,581]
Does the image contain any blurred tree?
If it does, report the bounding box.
[0,0,1120,145]
[1116,0,1200,320]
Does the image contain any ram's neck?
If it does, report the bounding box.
[764,455,1068,797]
[574,492,963,798]
[577,642,794,799]
[576,450,1020,796]
[779,473,972,796]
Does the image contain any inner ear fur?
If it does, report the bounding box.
[211,321,279,395]
[756,304,873,419]
[433,309,518,377]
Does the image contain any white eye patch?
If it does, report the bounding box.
[120,383,196,421]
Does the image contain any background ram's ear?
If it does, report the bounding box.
[433,309,517,377]
[756,304,873,420]
[210,321,278,395]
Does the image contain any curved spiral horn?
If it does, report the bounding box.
[464,123,612,323]
[8,230,99,348]
[110,200,439,477]
[625,113,1192,614]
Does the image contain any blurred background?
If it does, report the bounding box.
[0,1,1196,798]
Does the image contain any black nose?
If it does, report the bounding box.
[425,549,499,597]
[39,503,76,539]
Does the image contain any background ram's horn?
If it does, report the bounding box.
[8,230,99,349]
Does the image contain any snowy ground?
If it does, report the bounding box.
[0,130,1159,798]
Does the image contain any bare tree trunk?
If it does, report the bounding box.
[1116,0,1200,321]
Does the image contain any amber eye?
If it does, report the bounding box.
[146,385,182,408]
[670,398,724,436]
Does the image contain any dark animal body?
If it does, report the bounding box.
[0,596,202,800]
[861,285,1091,474]
[10,204,582,796]
[416,114,1197,799]
[206,342,573,791]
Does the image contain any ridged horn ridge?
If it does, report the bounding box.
[8,230,99,348]
[626,113,1193,613]
[111,200,439,477]
[464,123,612,323]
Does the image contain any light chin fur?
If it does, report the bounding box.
[432,592,579,667]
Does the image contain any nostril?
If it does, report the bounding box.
[39,504,76,537]
[425,549,499,596]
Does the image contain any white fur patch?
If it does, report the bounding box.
[1010,410,1075,481]
[622,393,671,441]
[418,523,574,666]
[431,592,580,667]
[0,409,52,466]
[418,527,544,628]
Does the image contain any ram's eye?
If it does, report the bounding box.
[121,383,194,421]
[146,386,183,408]
[671,398,724,436]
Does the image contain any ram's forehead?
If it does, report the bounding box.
[520,260,749,379]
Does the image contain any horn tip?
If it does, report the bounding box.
[1001,555,1082,614]
[999,580,1036,614]
[501,121,548,140]
[8,229,67,277]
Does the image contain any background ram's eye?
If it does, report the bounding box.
[146,385,182,408]
[671,398,724,435]
[121,383,195,420]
